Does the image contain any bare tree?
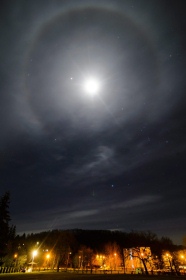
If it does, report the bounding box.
[126,247,153,274]
[104,242,122,270]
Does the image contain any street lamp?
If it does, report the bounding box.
[32,250,37,271]
[46,254,50,269]
[33,250,37,259]
[114,253,117,270]
[66,252,71,269]
[79,256,81,269]
[180,255,185,264]
[13,253,18,267]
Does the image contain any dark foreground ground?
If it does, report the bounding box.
[0,272,186,280]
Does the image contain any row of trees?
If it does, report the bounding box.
[0,192,185,274]
[11,230,184,273]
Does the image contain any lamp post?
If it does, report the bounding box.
[180,255,185,263]
[114,253,117,270]
[46,254,50,270]
[13,253,18,268]
[32,250,37,271]
[66,252,71,269]
[79,256,81,269]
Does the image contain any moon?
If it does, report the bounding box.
[83,77,100,95]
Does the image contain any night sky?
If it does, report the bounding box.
[1,0,186,245]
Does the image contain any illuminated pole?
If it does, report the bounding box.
[79,256,81,269]
[14,254,18,268]
[114,253,117,270]
[180,254,185,265]
[46,254,50,270]
[66,252,71,269]
[32,250,37,271]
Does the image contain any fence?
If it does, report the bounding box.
[0,267,21,273]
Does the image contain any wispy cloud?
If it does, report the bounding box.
[111,195,162,210]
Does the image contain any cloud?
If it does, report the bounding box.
[84,146,114,170]
[111,195,162,210]
[65,209,99,219]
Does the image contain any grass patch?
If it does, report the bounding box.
[0,272,185,280]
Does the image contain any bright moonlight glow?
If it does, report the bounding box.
[83,77,100,95]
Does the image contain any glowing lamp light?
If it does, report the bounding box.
[33,250,37,257]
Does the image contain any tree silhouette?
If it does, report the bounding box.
[0,192,16,263]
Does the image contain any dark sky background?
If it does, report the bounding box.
[1,0,186,245]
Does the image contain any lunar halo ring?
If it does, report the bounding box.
[24,2,159,128]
